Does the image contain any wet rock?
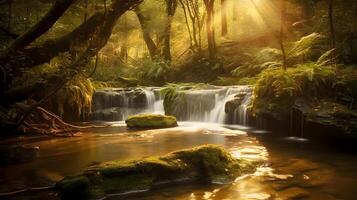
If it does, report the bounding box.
[128,89,148,108]
[125,114,178,129]
[56,145,258,200]
[0,145,39,164]
[225,93,247,114]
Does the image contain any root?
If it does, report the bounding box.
[20,107,109,137]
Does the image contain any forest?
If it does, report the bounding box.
[0,0,356,199]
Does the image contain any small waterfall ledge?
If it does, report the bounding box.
[90,86,253,125]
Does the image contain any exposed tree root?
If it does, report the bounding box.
[20,107,109,137]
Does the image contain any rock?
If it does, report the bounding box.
[0,145,40,164]
[56,145,258,200]
[128,89,148,108]
[225,98,242,114]
[125,114,178,129]
[225,93,248,114]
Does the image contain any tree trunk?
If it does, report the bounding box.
[135,8,160,58]
[328,0,336,49]
[179,0,193,47]
[221,0,228,36]
[84,0,88,22]
[204,0,216,60]
[232,0,238,21]
[120,13,129,63]
[1,0,76,60]
[7,0,13,32]
[163,0,178,63]
[1,0,143,76]
[279,0,287,70]
[301,0,315,19]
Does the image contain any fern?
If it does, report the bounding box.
[287,33,325,59]
[316,49,337,66]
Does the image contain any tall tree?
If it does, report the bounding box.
[7,0,13,32]
[163,0,178,62]
[328,0,336,49]
[203,0,216,60]
[221,0,228,36]
[135,7,160,58]
[84,0,88,22]
[232,0,238,21]
[279,0,287,70]
[179,0,202,50]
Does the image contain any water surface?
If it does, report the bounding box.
[1,122,357,200]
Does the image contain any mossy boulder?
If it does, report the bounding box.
[56,145,258,200]
[125,114,178,129]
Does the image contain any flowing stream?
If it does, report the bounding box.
[1,122,357,200]
[1,86,356,200]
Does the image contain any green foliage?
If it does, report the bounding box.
[132,56,172,85]
[316,48,337,66]
[286,33,325,62]
[228,33,327,86]
[50,76,94,118]
[253,63,337,118]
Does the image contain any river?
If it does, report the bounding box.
[1,86,356,199]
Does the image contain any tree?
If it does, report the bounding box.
[221,0,228,36]
[163,0,178,62]
[179,0,202,50]
[328,0,336,49]
[135,7,161,58]
[1,0,143,102]
[203,0,216,60]
[7,0,13,32]
[279,0,287,70]
[0,0,143,81]
[232,0,238,21]
[1,0,76,60]
[0,0,144,135]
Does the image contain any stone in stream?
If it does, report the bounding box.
[125,114,178,129]
[224,93,246,114]
[56,145,259,200]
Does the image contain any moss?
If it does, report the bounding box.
[56,176,91,200]
[125,114,178,129]
[57,145,258,200]
[161,86,185,115]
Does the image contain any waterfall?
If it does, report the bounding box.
[91,88,164,121]
[90,86,253,125]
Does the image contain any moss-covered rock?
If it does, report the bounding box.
[56,145,258,200]
[125,114,178,129]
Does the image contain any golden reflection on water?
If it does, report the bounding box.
[2,122,357,200]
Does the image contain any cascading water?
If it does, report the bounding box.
[91,88,164,121]
[90,86,253,125]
